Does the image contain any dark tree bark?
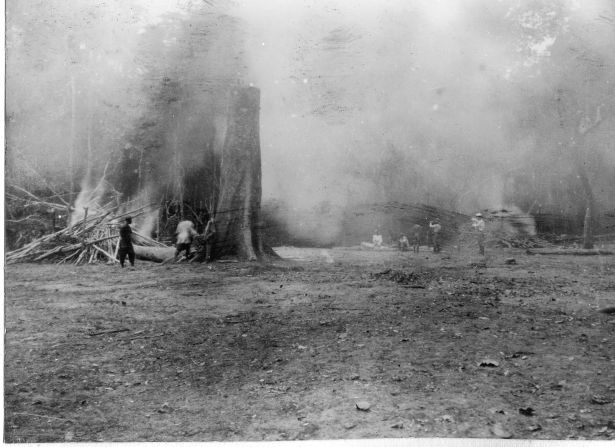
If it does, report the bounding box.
[208,87,276,261]
[574,106,603,249]
[557,91,602,250]
[582,206,594,249]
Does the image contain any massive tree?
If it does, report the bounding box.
[132,86,276,263]
[209,87,274,261]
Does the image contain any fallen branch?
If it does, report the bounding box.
[9,161,72,206]
[9,184,47,203]
[160,255,180,265]
[127,332,166,341]
[58,251,80,265]
[91,244,119,264]
[6,215,49,224]
[111,204,156,222]
[88,328,130,337]
[74,249,88,265]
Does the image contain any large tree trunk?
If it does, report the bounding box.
[582,206,594,249]
[576,151,596,249]
[556,94,601,250]
[208,87,276,261]
[573,106,603,249]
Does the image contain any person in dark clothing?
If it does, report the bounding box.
[411,224,422,253]
[118,216,135,268]
[203,217,216,262]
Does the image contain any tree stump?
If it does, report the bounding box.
[582,206,594,249]
[208,87,276,261]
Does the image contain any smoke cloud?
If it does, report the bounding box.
[6,0,615,244]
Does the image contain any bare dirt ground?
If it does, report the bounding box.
[4,245,615,442]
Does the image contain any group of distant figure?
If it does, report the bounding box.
[394,223,423,253]
[116,211,488,268]
[116,215,216,268]
[379,212,487,255]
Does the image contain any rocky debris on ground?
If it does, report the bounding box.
[4,244,615,442]
[492,423,513,438]
[157,402,174,413]
[591,395,611,405]
[478,359,500,367]
[355,401,371,411]
[372,269,431,286]
[469,261,487,268]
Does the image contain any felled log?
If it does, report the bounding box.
[133,245,175,263]
[526,249,613,256]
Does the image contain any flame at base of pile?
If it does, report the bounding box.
[6,200,166,265]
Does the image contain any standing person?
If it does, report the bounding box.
[412,224,422,253]
[175,220,198,260]
[429,218,442,253]
[372,229,383,249]
[471,213,486,255]
[118,216,135,268]
[398,234,410,251]
[203,217,216,262]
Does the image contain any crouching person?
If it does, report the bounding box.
[175,220,198,260]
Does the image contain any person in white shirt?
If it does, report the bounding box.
[175,220,198,260]
[398,234,410,251]
[471,213,486,255]
[429,219,442,253]
[372,229,383,248]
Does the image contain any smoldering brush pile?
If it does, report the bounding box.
[5,204,166,265]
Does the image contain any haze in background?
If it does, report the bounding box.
[6,0,615,243]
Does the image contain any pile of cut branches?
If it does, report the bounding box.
[6,204,167,265]
[492,234,555,249]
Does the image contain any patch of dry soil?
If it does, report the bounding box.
[4,246,615,441]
